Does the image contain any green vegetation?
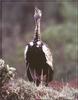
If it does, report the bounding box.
[42,1,78,81]
[2,0,78,81]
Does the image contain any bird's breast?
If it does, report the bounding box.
[26,43,46,67]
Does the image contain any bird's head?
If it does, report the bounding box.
[34,7,42,22]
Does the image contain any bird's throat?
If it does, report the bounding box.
[34,19,41,42]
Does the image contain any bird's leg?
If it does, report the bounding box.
[24,62,29,79]
[34,69,37,84]
[40,69,44,86]
[27,67,33,81]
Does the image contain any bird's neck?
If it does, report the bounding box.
[34,19,41,42]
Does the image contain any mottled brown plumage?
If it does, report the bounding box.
[24,7,54,86]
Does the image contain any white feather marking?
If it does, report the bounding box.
[36,45,39,48]
[36,41,41,47]
[37,41,41,45]
[42,44,53,70]
[24,45,28,59]
[30,42,33,46]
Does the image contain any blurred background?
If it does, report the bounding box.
[0,0,78,82]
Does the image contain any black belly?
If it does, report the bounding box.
[26,45,53,85]
[27,45,46,69]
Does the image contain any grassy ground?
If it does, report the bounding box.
[0,59,78,100]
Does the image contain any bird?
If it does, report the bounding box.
[24,7,54,86]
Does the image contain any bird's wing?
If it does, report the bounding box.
[24,45,29,78]
[42,44,53,70]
